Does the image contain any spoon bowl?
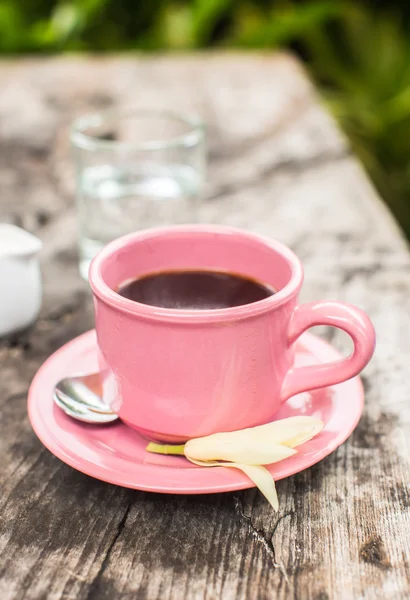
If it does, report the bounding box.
[53,372,119,424]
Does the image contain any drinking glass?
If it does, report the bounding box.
[71,109,205,279]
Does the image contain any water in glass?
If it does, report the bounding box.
[78,163,200,278]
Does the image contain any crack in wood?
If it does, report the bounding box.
[233,495,292,586]
[340,263,383,287]
[207,95,315,161]
[207,149,351,202]
[85,500,132,600]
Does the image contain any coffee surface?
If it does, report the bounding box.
[117,270,274,309]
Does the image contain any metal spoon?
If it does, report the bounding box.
[53,372,119,424]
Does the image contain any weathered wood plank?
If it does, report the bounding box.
[0,54,409,600]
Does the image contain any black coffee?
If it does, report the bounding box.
[117,270,274,310]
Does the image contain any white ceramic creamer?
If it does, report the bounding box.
[0,224,42,337]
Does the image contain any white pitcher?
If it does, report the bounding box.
[0,224,43,337]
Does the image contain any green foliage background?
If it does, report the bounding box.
[2,0,410,236]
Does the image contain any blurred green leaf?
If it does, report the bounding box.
[155,3,194,49]
[230,1,341,47]
[51,3,83,40]
[191,0,233,46]
[0,1,25,51]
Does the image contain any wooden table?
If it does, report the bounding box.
[0,54,409,600]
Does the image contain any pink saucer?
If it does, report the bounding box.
[28,330,364,495]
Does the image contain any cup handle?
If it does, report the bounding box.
[280,301,376,401]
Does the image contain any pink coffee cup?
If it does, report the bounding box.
[89,225,375,442]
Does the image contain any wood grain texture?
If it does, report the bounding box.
[0,54,409,600]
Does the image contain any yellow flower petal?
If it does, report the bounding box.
[183,416,323,465]
[185,438,296,465]
[240,416,323,448]
[188,458,279,511]
[267,416,324,448]
[237,464,279,511]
